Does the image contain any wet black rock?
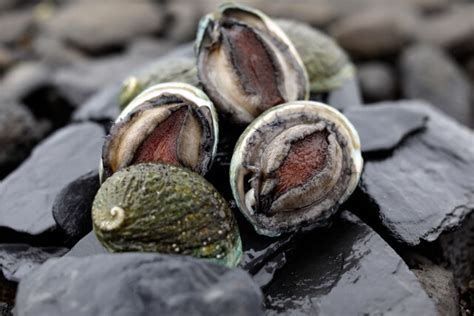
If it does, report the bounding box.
[0,244,67,282]
[345,103,427,153]
[44,1,165,54]
[0,101,49,178]
[16,253,264,316]
[360,101,474,245]
[0,122,104,235]
[0,303,12,316]
[400,44,472,127]
[52,171,100,244]
[65,232,106,258]
[358,62,397,102]
[264,211,437,315]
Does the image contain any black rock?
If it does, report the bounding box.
[400,44,472,127]
[345,103,428,153]
[360,101,474,245]
[264,211,437,315]
[0,244,67,282]
[65,232,107,258]
[0,122,104,235]
[16,253,264,316]
[52,171,100,244]
[357,62,397,102]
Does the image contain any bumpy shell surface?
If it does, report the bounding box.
[230,101,363,236]
[101,82,218,182]
[119,54,199,110]
[195,3,309,125]
[93,163,242,267]
[276,19,355,93]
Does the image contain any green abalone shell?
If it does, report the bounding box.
[92,163,242,267]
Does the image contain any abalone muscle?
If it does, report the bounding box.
[101,82,218,181]
[230,101,363,236]
[196,3,309,125]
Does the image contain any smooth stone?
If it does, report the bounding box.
[325,77,362,111]
[357,62,397,102]
[0,122,104,235]
[0,62,52,101]
[360,101,474,245]
[72,84,121,122]
[415,4,474,56]
[72,43,195,122]
[52,170,100,244]
[65,232,106,258]
[400,44,472,127]
[330,7,416,59]
[52,46,170,107]
[345,103,427,153]
[264,211,437,315]
[0,101,49,178]
[16,253,264,316]
[0,10,33,44]
[44,1,164,53]
[0,244,67,282]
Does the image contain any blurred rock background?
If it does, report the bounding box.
[0,0,472,176]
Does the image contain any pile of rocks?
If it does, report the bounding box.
[0,1,472,315]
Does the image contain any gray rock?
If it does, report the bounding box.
[45,0,164,53]
[400,44,472,127]
[165,1,202,43]
[52,171,99,244]
[72,84,121,122]
[65,232,106,258]
[361,101,474,245]
[0,62,52,101]
[0,101,49,177]
[358,62,397,102]
[325,77,362,111]
[16,253,264,316]
[345,103,427,153]
[72,43,195,122]
[415,4,474,57]
[0,46,14,72]
[53,40,173,107]
[265,211,437,315]
[0,122,104,235]
[330,7,417,59]
[0,10,33,44]
[0,244,67,282]
[32,35,86,69]
[408,255,459,316]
